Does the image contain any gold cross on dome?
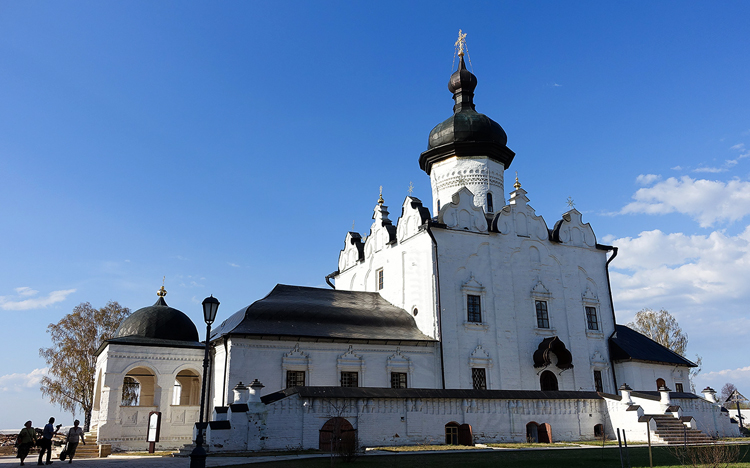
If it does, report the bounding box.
[408,181,414,196]
[455,29,467,57]
[378,186,384,205]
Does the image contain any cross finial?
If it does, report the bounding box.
[455,29,467,57]
[407,181,414,196]
[378,186,384,205]
[351,220,355,231]
[514,171,521,190]
[157,278,167,297]
[566,196,575,208]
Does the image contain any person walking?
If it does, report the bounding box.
[16,420,37,466]
[37,417,60,465]
[64,420,85,464]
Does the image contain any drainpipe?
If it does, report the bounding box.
[426,224,446,389]
[603,245,619,390]
[325,271,337,289]
[221,336,229,407]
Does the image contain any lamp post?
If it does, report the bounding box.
[190,295,220,468]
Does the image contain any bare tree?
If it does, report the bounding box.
[39,301,130,431]
[628,308,702,391]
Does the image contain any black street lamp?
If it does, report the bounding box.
[190,295,220,468]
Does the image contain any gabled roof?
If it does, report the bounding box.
[210,284,435,343]
[609,324,697,367]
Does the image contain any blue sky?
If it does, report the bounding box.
[1,1,749,429]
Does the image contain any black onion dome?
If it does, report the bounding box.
[113,296,200,342]
[419,55,515,174]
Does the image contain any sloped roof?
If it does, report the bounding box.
[210,284,435,343]
[609,324,697,367]
[261,386,603,405]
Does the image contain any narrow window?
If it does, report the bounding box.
[536,300,549,328]
[486,192,494,213]
[286,370,305,388]
[472,368,487,390]
[437,200,441,212]
[593,370,603,392]
[340,372,358,388]
[675,383,684,393]
[467,295,482,323]
[586,306,599,330]
[377,268,384,290]
[390,372,407,389]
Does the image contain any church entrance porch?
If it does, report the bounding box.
[319,417,356,452]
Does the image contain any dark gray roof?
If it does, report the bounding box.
[261,386,603,405]
[211,284,436,343]
[109,297,201,346]
[609,325,697,367]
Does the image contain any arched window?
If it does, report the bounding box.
[486,193,494,213]
[445,422,459,445]
[656,378,666,390]
[121,367,156,407]
[172,369,201,406]
[540,370,558,391]
[594,424,604,438]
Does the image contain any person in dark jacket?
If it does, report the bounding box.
[16,420,37,466]
[37,417,60,465]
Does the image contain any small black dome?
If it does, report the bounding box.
[113,296,199,342]
[419,55,515,174]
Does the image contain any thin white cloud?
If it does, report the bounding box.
[0,368,47,392]
[635,174,661,185]
[228,263,241,268]
[730,143,746,151]
[693,166,727,173]
[0,288,76,311]
[620,176,750,227]
[702,365,750,380]
[671,166,683,171]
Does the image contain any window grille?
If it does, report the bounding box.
[467,295,482,323]
[445,424,459,445]
[586,307,599,330]
[536,300,549,328]
[340,372,358,388]
[675,383,684,393]
[377,269,384,290]
[286,370,305,388]
[472,368,487,390]
[390,372,407,389]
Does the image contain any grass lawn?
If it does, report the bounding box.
[222,444,750,468]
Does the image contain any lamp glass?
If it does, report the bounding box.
[202,295,220,324]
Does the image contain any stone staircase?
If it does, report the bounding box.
[52,428,110,459]
[648,415,714,445]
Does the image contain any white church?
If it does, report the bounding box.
[89,40,738,452]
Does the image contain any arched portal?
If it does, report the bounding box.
[656,378,666,390]
[526,422,539,443]
[319,417,355,452]
[173,369,201,406]
[540,370,559,391]
[122,366,157,406]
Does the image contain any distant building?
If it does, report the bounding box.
[90,39,738,451]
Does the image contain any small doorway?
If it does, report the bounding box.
[445,422,459,445]
[319,417,355,452]
[526,422,539,442]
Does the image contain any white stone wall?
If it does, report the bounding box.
[210,338,440,409]
[613,361,691,393]
[207,393,607,451]
[91,343,204,451]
